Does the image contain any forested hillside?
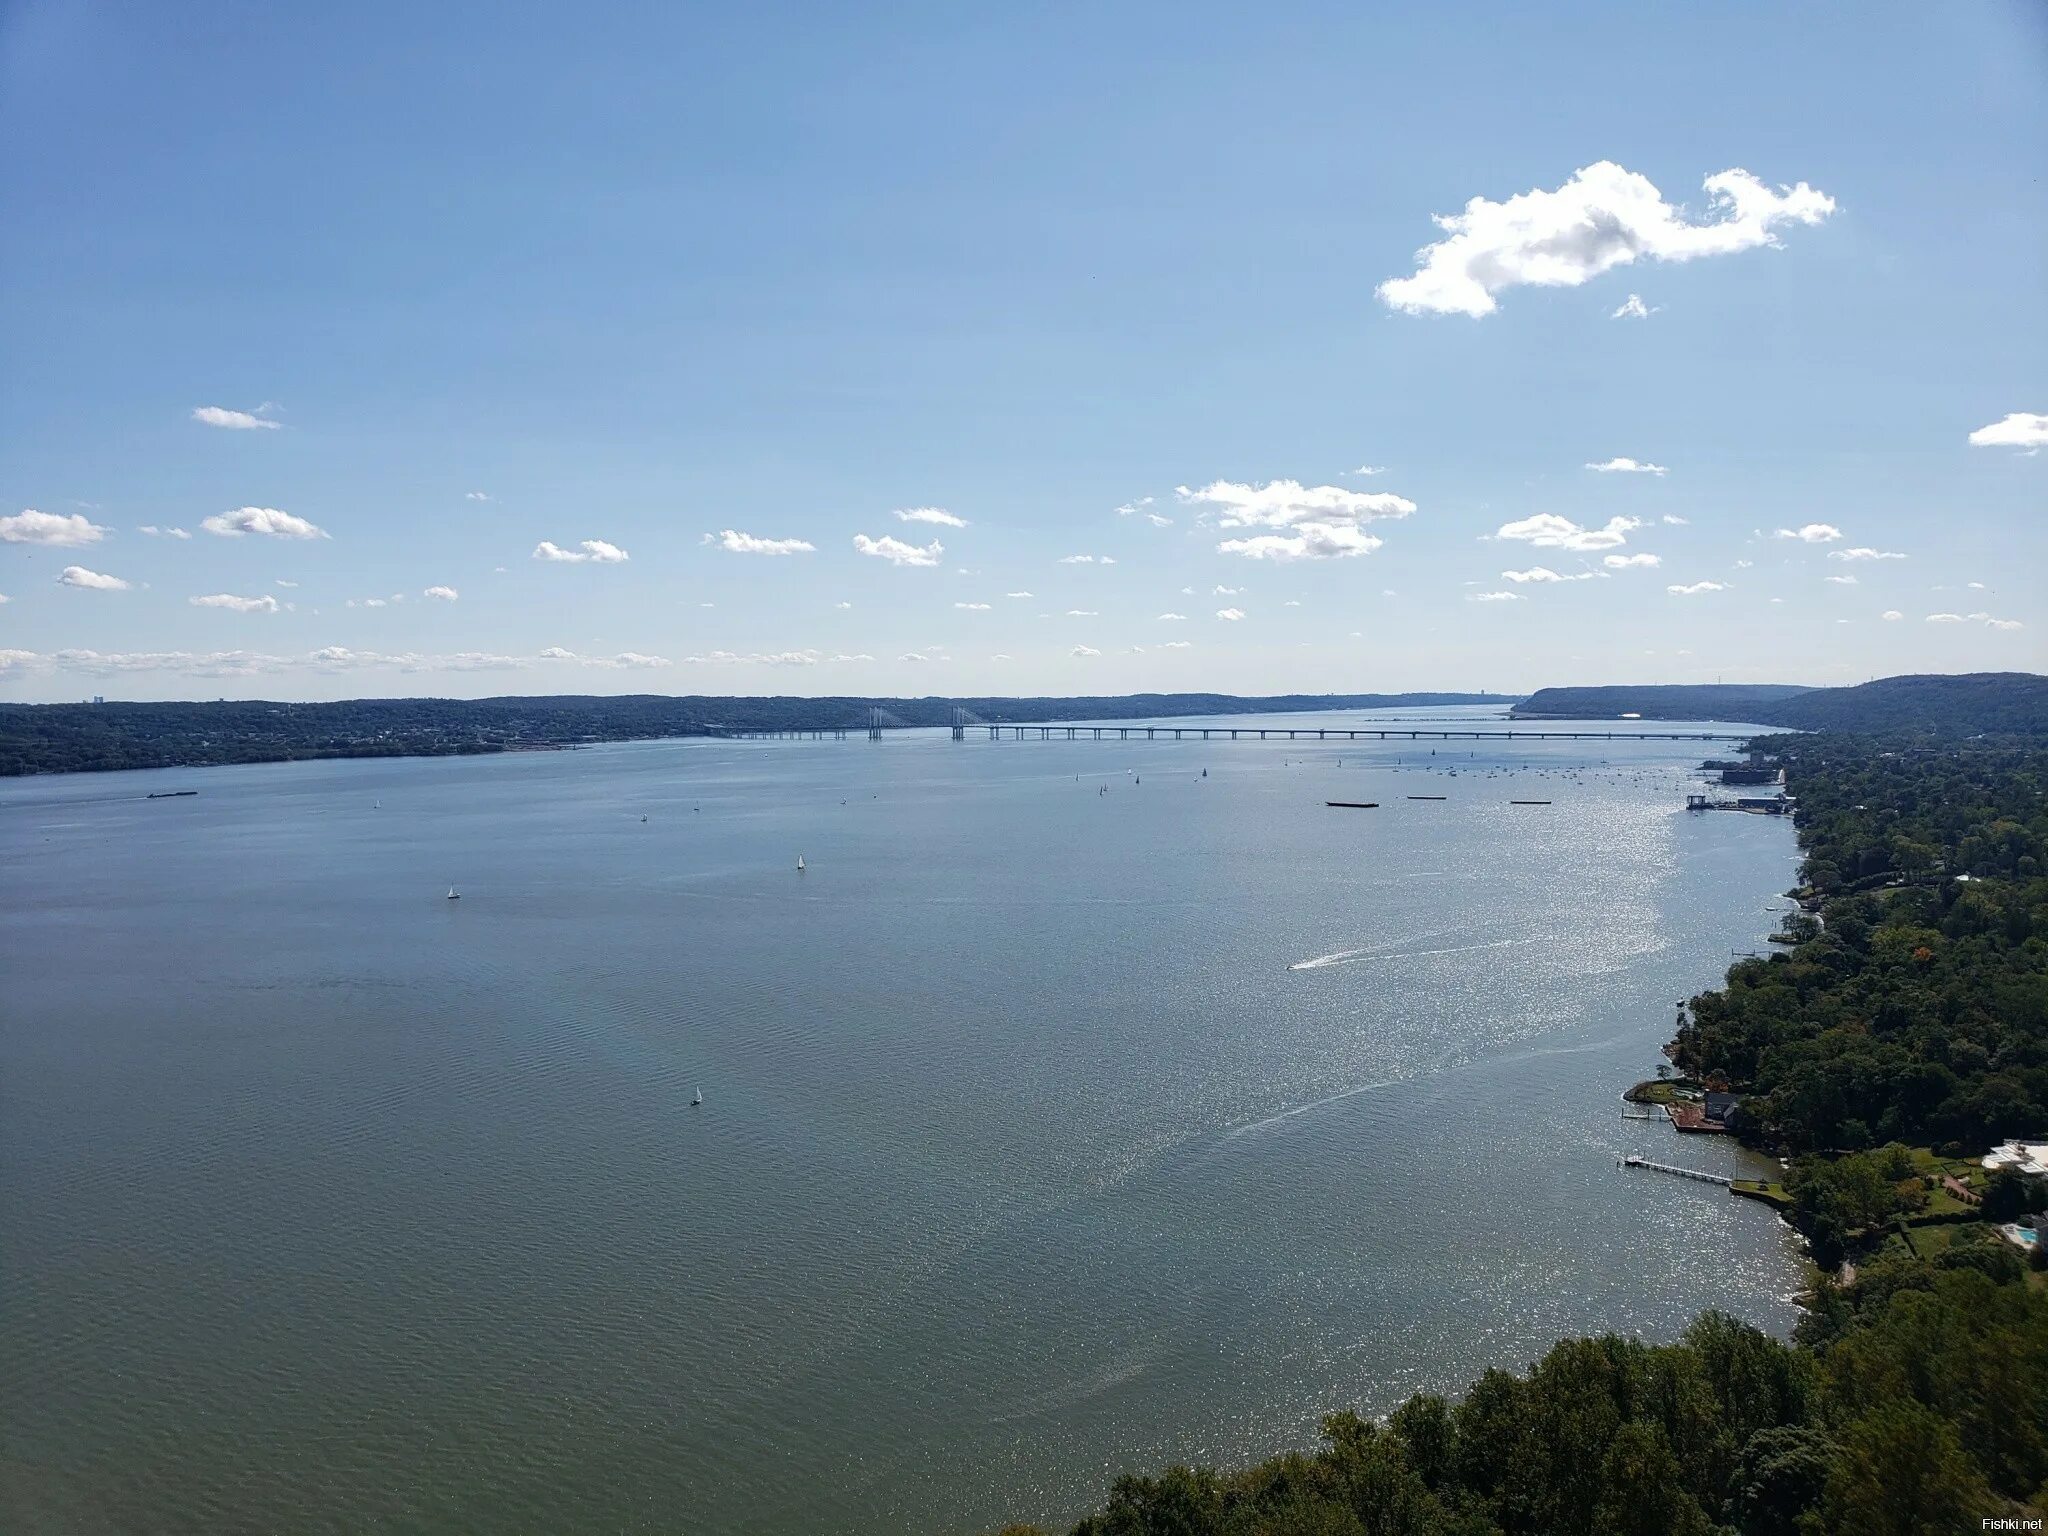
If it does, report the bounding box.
[1513,672,2048,735]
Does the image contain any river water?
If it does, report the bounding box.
[0,708,1806,1534]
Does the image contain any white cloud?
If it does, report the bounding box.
[191,405,281,430]
[203,506,329,540]
[1824,575,1858,586]
[1218,526,1384,561]
[465,491,490,502]
[1179,478,1414,562]
[1662,515,1689,525]
[1667,580,1727,595]
[273,579,299,588]
[1212,586,1241,596]
[1,508,107,546]
[898,652,932,663]
[834,600,853,609]
[706,529,815,555]
[1927,611,2024,630]
[1586,457,1667,475]
[533,538,629,563]
[1064,609,1099,617]
[1468,591,1522,602]
[1282,599,1302,607]
[1346,464,1387,476]
[1772,523,1841,543]
[684,649,822,667]
[1057,553,1115,565]
[954,601,992,611]
[190,593,279,613]
[1882,610,1903,621]
[893,507,966,528]
[1163,640,1192,649]
[0,594,8,604]
[1611,294,1659,319]
[57,565,130,590]
[854,533,943,567]
[1377,161,1835,317]
[1603,552,1661,569]
[1156,612,1187,621]
[1967,412,2048,449]
[1071,645,1100,657]
[1114,497,1156,516]
[1501,566,1597,583]
[1495,513,1642,551]
[424,585,459,601]
[138,524,193,539]
[1005,591,1033,599]
[1215,607,1245,621]
[1829,547,1905,562]
[539,647,674,668]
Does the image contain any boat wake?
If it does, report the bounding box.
[1225,1078,1402,1138]
[1288,935,1534,971]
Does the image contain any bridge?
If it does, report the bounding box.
[976,723,1743,743]
[714,707,1748,745]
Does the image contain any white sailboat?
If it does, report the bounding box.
[446,885,460,900]
[796,855,805,872]
[692,1086,703,1107]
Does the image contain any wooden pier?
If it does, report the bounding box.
[1622,1154,1733,1187]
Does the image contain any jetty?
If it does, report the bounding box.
[1621,1154,1732,1187]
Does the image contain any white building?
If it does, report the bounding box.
[1981,1140,2048,1178]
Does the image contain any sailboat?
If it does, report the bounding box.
[796,855,805,872]
[446,885,460,900]
[692,1087,703,1107]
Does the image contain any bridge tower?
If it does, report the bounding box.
[950,705,965,742]
[868,706,882,742]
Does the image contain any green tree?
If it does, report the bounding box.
[1819,1401,1994,1535]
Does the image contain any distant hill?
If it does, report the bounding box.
[0,691,1509,776]
[1752,671,2048,734]
[1514,672,2048,735]
[1512,683,1812,721]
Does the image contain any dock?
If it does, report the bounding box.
[1621,1154,1733,1187]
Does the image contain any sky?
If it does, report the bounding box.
[2,1,2044,703]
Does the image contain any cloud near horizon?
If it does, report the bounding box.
[1773,524,1842,543]
[1377,161,1835,317]
[892,507,967,527]
[191,593,280,613]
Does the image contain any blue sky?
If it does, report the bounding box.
[2,1,2043,702]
